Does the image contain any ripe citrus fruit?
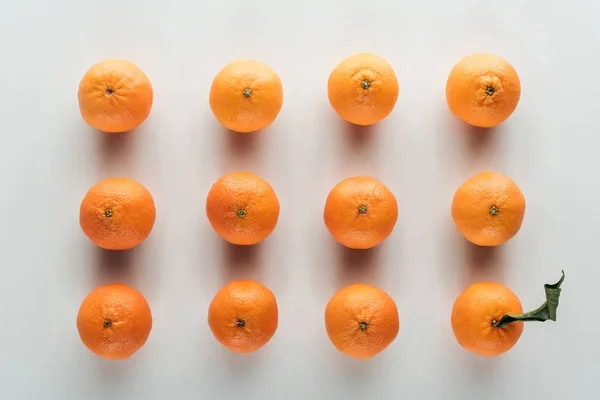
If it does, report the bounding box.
[77,283,152,359]
[452,272,565,357]
[451,282,524,357]
[208,280,278,353]
[325,284,399,359]
[209,60,283,133]
[324,176,398,249]
[206,172,280,245]
[328,53,399,126]
[446,53,521,128]
[80,178,156,250]
[451,172,525,246]
[78,59,153,133]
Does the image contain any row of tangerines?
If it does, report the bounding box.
[80,171,524,251]
[77,275,564,360]
[78,53,520,134]
[76,53,563,361]
[77,173,563,360]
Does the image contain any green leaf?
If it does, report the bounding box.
[494,271,565,328]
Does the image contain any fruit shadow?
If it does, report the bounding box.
[460,124,499,152]
[339,120,379,153]
[335,243,382,287]
[334,117,385,182]
[92,246,140,287]
[449,115,504,169]
[329,352,379,384]
[221,241,263,284]
[463,240,505,285]
[95,128,142,173]
[93,357,134,391]
[220,125,267,172]
[472,347,508,381]
[218,346,268,378]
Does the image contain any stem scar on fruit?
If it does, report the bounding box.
[243,88,252,97]
[237,209,247,218]
[103,319,112,328]
[489,205,499,216]
[104,209,113,218]
[359,321,368,330]
[358,205,367,215]
[485,86,495,96]
[236,319,245,327]
[361,79,371,89]
[492,271,565,328]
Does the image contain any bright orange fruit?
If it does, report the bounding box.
[78,59,153,133]
[209,60,283,133]
[77,283,153,359]
[451,282,524,357]
[80,178,156,250]
[324,176,398,249]
[452,272,565,357]
[328,53,399,126]
[451,171,525,246]
[446,53,521,128]
[208,280,278,353]
[206,172,280,245]
[325,284,399,359]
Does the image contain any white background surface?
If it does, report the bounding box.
[0,0,598,399]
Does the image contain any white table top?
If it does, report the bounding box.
[1,0,596,399]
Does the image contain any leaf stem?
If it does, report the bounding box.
[493,271,565,328]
